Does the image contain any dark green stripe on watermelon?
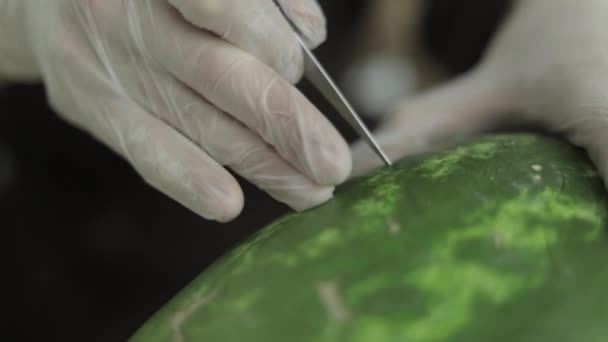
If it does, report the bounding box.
[132,134,608,342]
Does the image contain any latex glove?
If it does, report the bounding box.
[352,0,608,185]
[0,0,351,222]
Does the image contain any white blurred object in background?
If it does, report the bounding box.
[341,53,418,119]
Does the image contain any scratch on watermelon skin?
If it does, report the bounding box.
[170,293,216,342]
[317,281,351,322]
[131,134,608,342]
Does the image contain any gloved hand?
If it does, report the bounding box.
[352,0,608,186]
[0,0,351,222]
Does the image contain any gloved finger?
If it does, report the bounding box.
[167,0,326,83]
[146,9,351,187]
[136,70,336,210]
[351,70,515,178]
[196,109,336,211]
[276,0,326,46]
[104,103,245,222]
[564,116,608,185]
[112,105,247,222]
[531,69,608,187]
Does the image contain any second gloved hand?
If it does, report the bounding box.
[352,0,608,188]
[13,0,351,222]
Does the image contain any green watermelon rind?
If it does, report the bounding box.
[132,134,608,342]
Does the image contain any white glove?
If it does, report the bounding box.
[0,0,352,222]
[352,0,608,186]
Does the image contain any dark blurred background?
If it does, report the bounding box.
[2,1,510,340]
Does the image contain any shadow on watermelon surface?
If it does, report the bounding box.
[132,134,608,342]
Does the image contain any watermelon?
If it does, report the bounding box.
[132,134,608,342]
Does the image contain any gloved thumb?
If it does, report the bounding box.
[351,69,515,177]
[568,122,608,185]
[539,70,608,187]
